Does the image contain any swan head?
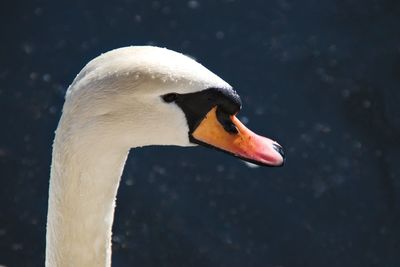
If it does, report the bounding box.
[63,46,284,166]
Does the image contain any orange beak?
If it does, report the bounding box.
[191,107,284,167]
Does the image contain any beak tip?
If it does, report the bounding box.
[272,143,285,167]
[272,143,285,158]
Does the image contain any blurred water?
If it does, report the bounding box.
[0,0,399,266]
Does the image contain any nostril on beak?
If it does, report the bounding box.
[272,143,285,160]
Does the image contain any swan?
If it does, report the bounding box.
[46,46,284,266]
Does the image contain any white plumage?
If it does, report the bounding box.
[46,46,236,266]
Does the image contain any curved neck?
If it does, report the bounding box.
[46,115,129,267]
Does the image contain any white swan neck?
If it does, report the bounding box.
[46,116,129,267]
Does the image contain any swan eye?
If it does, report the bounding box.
[162,93,178,103]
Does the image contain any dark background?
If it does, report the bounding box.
[1,0,400,266]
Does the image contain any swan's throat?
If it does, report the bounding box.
[46,117,129,267]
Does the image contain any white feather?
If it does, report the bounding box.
[46,46,234,266]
